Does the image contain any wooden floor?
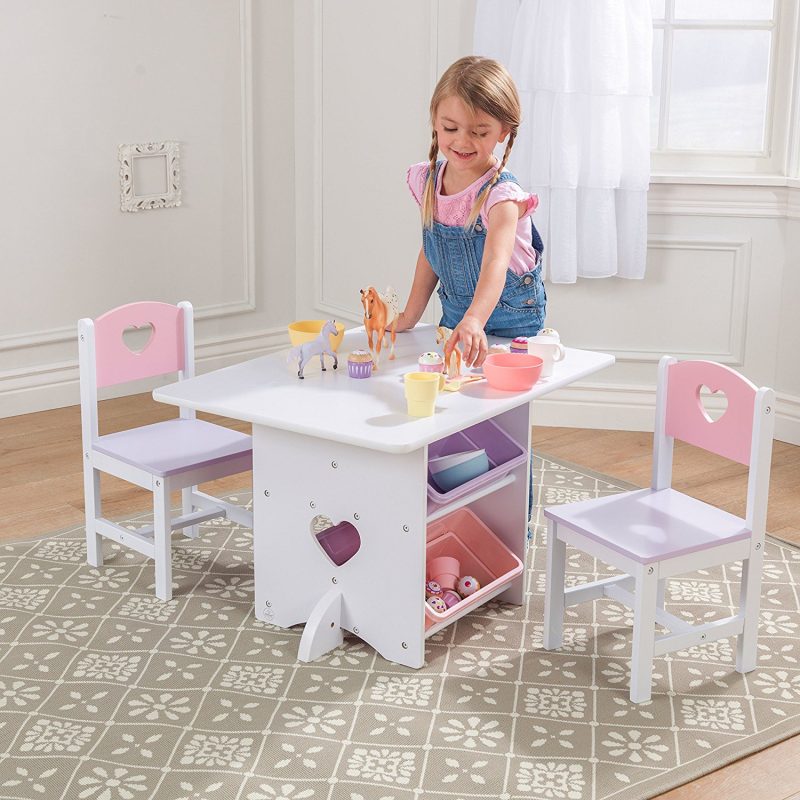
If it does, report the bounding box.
[2,393,800,799]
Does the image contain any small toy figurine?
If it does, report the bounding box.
[425,580,443,599]
[456,575,480,597]
[427,596,447,614]
[360,286,400,369]
[441,589,462,608]
[435,326,462,379]
[288,319,339,379]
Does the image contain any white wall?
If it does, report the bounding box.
[3,0,798,446]
[0,0,295,416]
[293,0,800,444]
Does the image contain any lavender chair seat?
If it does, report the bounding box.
[544,487,750,565]
[94,418,252,478]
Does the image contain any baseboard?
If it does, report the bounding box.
[775,392,800,446]
[0,327,289,419]
[532,382,658,432]
[533,383,800,445]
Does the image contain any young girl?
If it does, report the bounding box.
[395,55,546,367]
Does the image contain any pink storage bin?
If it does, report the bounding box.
[424,507,524,625]
[427,419,526,504]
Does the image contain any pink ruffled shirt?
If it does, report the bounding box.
[407,160,540,276]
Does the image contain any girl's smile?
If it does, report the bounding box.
[434,95,509,187]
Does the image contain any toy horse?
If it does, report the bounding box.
[288,320,339,379]
[436,325,463,380]
[360,286,399,369]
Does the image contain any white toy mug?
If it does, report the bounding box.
[527,338,565,377]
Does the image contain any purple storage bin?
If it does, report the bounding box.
[316,521,361,566]
[427,419,527,504]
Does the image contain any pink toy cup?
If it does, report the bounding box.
[428,555,461,590]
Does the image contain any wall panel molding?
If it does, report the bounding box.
[649,182,800,218]
[607,235,751,365]
[1,0,260,417]
[0,325,287,418]
[0,0,256,357]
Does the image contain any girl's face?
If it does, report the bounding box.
[434,95,509,179]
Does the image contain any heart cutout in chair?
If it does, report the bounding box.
[698,383,728,423]
[122,322,155,354]
[310,514,361,567]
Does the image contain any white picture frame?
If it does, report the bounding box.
[119,141,181,212]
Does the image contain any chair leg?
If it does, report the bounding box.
[83,465,103,567]
[182,486,200,539]
[543,518,566,650]
[630,566,659,703]
[153,478,173,602]
[736,548,764,673]
[657,579,666,610]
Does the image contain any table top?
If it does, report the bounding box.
[153,325,615,453]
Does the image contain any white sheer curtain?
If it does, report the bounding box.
[475,0,652,283]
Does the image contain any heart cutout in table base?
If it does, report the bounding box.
[122,323,155,354]
[310,515,361,567]
[698,384,728,423]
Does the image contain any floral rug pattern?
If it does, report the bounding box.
[0,455,799,800]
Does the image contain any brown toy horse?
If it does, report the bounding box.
[436,325,463,379]
[360,286,399,369]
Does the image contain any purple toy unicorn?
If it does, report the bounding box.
[288,320,339,379]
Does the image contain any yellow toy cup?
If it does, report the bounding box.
[404,371,446,417]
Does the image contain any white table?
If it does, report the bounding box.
[154,324,614,667]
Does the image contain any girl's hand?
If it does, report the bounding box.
[446,314,488,368]
[394,311,415,333]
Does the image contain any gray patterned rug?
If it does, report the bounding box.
[1,455,799,800]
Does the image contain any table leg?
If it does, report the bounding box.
[252,425,428,668]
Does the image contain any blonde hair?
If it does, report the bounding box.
[422,56,521,230]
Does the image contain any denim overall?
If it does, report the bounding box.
[423,161,546,338]
[422,161,546,534]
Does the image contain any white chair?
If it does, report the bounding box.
[542,356,775,702]
[79,300,253,601]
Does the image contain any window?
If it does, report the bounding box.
[650,0,797,176]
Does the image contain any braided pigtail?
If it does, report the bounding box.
[463,128,517,230]
[421,130,439,230]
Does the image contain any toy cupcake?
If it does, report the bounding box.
[418,351,444,373]
[510,337,529,354]
[347,349,373,378]
[488,343,510,356]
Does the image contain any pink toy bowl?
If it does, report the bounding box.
[428,555,460,590]
[482,352,543,392]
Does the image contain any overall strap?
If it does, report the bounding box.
[425,159,446,186]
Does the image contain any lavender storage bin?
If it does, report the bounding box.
[316,522,361,566]
[427,419,526,504]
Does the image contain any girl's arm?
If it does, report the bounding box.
[395,247,439,332]
[445,199,521,366]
